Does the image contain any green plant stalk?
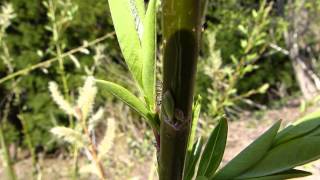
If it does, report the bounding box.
[56,44,70,103]
[0,123,17,180]
[159,0,202,179]
[49,0,72,128]
[71,145,79,180]
[18,115,38,178]
[49,4,80,178]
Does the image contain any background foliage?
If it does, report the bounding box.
[0,0,320,175]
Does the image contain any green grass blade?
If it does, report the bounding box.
[96,79,158,130]
[142,0,157,110]
[107,0,144,87]
[213,121,281,180]
[197,118,228,178]
[238,136,320,179]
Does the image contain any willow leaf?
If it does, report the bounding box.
[135,0,145,21]
[213,121,281,180]
[107,0,143,87]
[197,118,227,178]
[142,0,157,110]
[184,138,204,180]
[238,136,320,179]
[238,169,311,180]
[96,79,158,129]
[274,109,320,146]
[187,95,202,151]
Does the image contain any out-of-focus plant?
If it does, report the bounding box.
[0,3,16,73]
[0,3,18,180]
[198,1,272,123]
[49,76,115,180]
[43,0,79,124]
[44,1,83,178]
[0,99,17,180]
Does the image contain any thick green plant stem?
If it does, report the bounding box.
[159,0,203,179]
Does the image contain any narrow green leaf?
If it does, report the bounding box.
[107,0,143,87]
[96,79,158,130]
[142,0,157,110]
[188,95,202,151]
[184,138,204,180]
[274,109,320,146]
[197,118,228,178]
[135,0,145,21]
[238,136,320,179]
[237,169,311,180]
[213,121,281,180]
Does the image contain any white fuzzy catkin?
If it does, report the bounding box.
[88,108,105,132]
[98,117,115,160]
[76,76,97,120]
[49,81,76,117]
[0,3,16,30]
[50,126,87,147]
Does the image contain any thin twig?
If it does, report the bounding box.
[0,32,115,84]
[79,111,106,180]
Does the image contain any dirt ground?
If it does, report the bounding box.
[1,100,320,180]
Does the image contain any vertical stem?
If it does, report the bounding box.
[71,146,79,180]
[0,123,17,180]
[80,114,106,180]
[19,115,38,178]
[49,0,73,127]
[160,0,203,179]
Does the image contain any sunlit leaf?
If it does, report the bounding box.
[238,136,320,179]
[142,0,157,110]
[134,0,145,21]
[213,121,281,180]
[96,79,158,129]
[107,0,143,87]
[187,95,202,151]
[274,109,320,146]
